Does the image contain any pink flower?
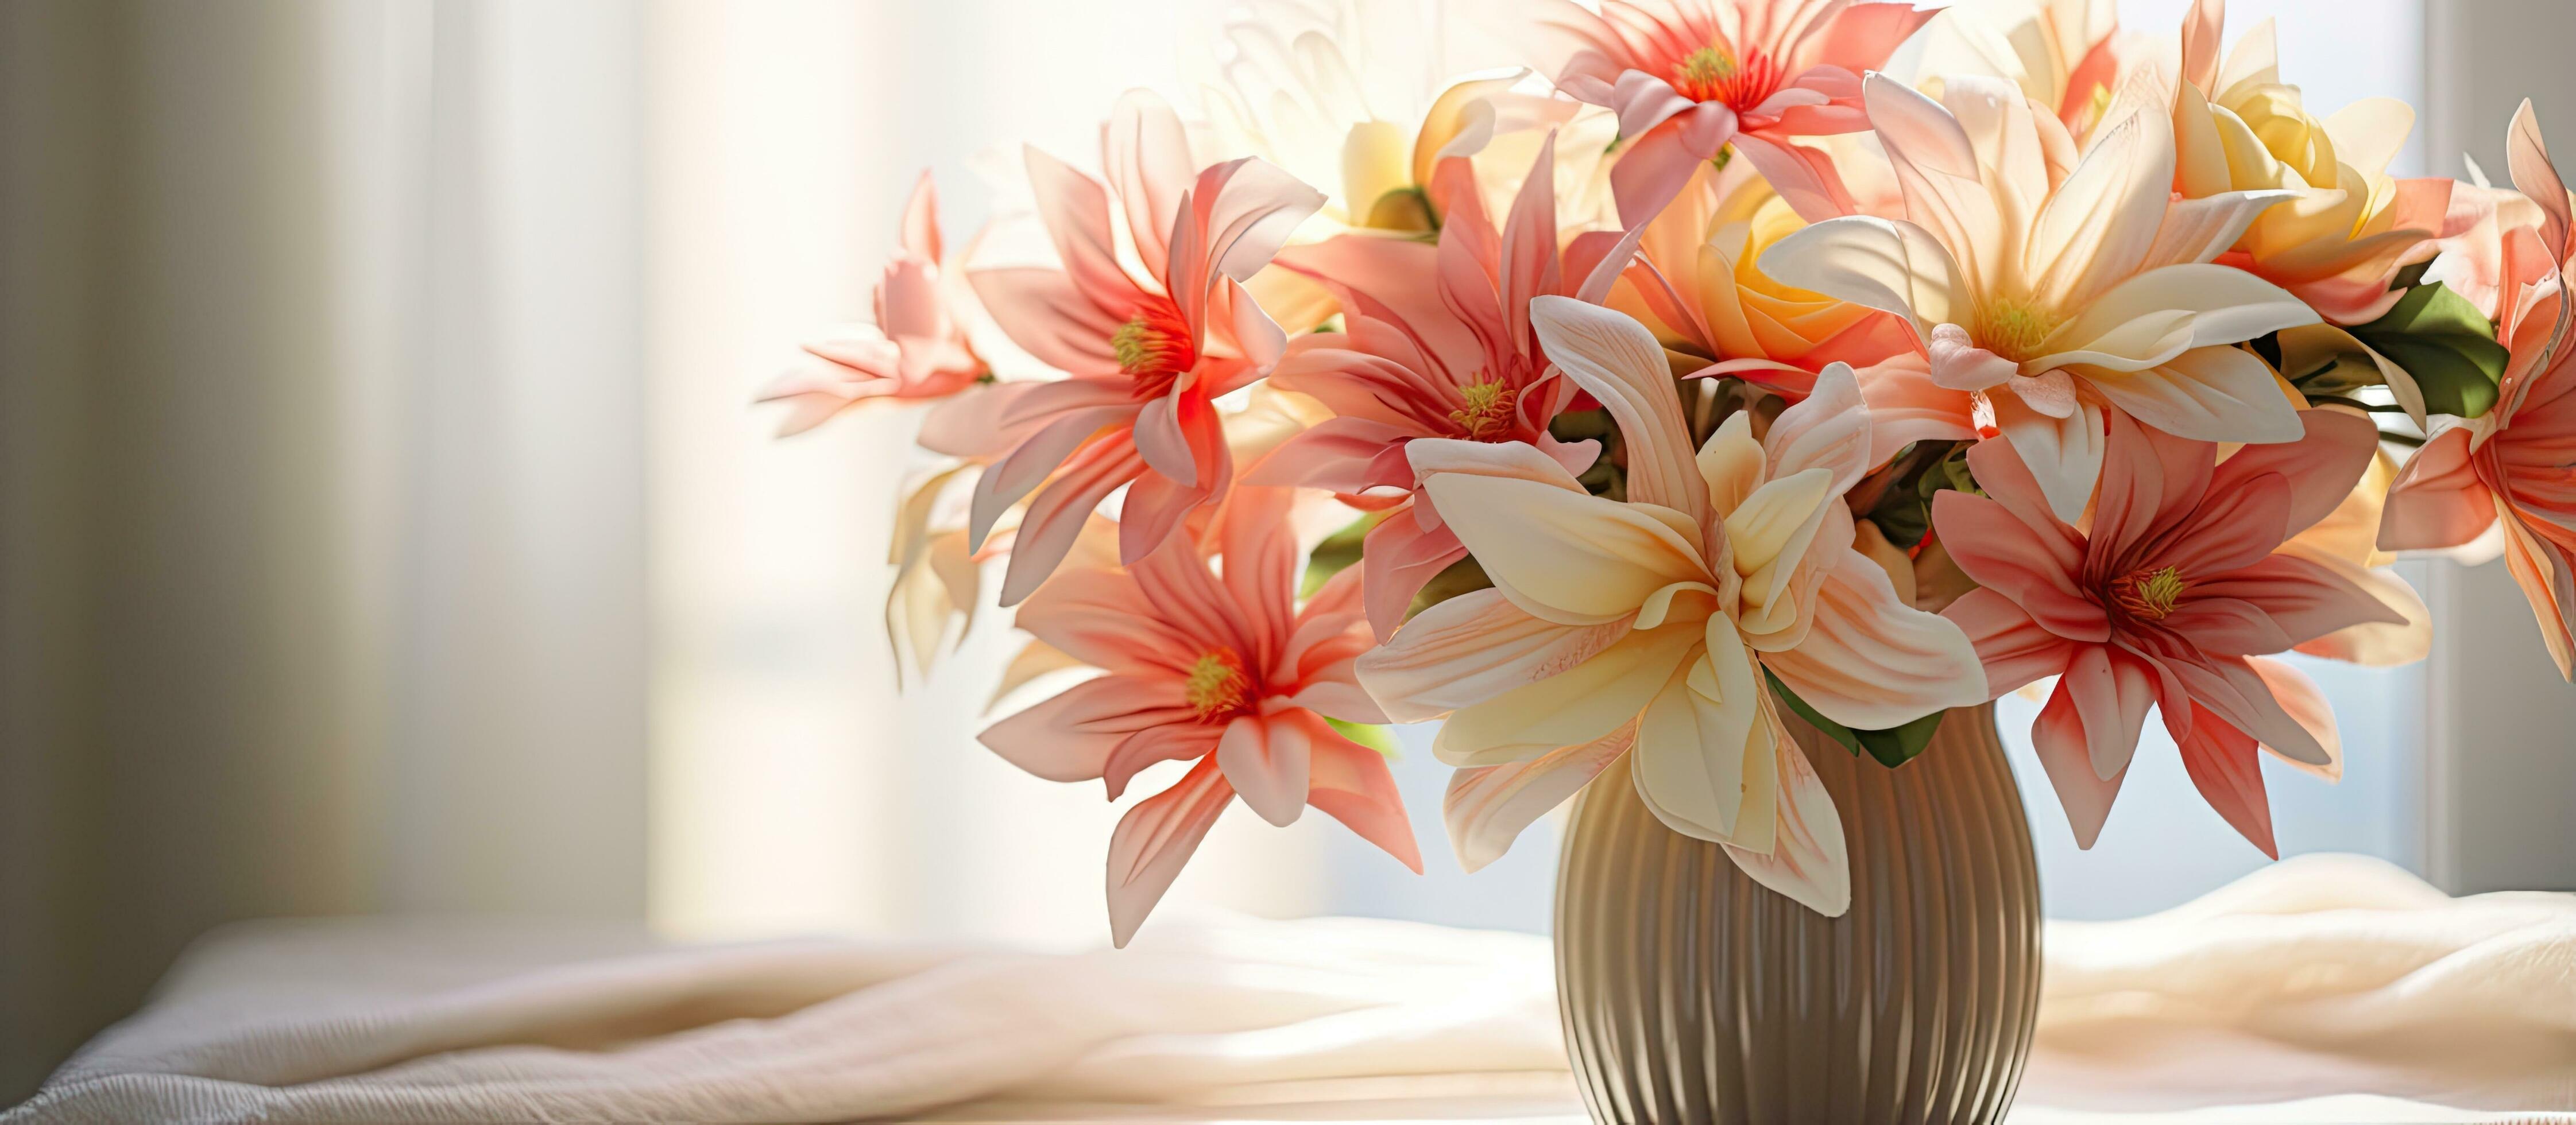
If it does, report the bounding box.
[962,91,1324,605]
[1526,0,1936,222]
[1247,137,1645,638]
[759,172,987,435]
[977,487,1420,947]
[2380,102,2576,678]
[1937,408,2406,855]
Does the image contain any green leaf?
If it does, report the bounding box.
[1326,717,1401,759]
[1363,185,1439,235]
[1407,554,1494,618]
[1764,669,1948,769]
[2347,282,2509,419]
[1301,510,1389,599]
[1866,492,1929,547]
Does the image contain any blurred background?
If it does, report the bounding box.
[5,0,2574,1104]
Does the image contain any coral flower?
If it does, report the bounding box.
[759,171,987,435]
[965,91,1323,604]
[1249,135,1645,638]
[1762,72,2318,522]
[2381,103,2576,678]
[1356,297,1985,913]
[1936,408,2405,855]
[978,486,1420,947]
[1525,0,1937,222]
[1614,157,1917,393]
[2169,0,2450,326]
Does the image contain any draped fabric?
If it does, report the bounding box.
[5,856,2569,1123]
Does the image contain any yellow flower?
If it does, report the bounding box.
[1616,160,1908,377]
[2171,3,2445,324]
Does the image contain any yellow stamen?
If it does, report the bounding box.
[2115,565,2189,620]
[1111,317,1170,376]
[1183,649,1250,721]
[1449,379,1518,440]
[1973,298,2063,363]
[1678,46,1736,87]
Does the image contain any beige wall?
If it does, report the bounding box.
[2419,0,2576,896]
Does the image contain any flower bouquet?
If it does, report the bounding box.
[766,0,2576,1116]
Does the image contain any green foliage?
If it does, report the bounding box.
[1865,441,1975,547]
[1407,555,1493,618]
[1363,185,1440,236]
[1551,407,1626,501]
[1765,669,1947,768]
[1327,717,1401,759]
[2347,282,2510,419]
[1301,510,1388,599]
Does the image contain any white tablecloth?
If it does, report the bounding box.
[6,855,2571,1123]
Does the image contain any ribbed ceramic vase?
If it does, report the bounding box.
[1554,702,2041,1124]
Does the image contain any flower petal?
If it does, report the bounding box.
[2191,552,2409,649]
[2062,263,2319,350]
[1105,758,1232,948]
[1762,547,1990,730]
[1992,394,2107,523]
[2278,548,2432,666]
[998,439,1147,607]
[966,267,1126,375]
[1104,90,1194,284]
[2248,657,2344,782]
[1013,569,1201,676]
[2138,190,2303,273]
[1355,587,1634,721]
[2029,666,2134,848]
[2163,653,2331,768]
[1759,215,1966,342]
[1308,719,1425,874]
[979,673,1193,783]
[1422,471,1709,626]
[1527,296,1711,525]
[1445,721,1635,873]
[1944,586,2079,696]
[2025,110,2175,308]
[1406,435,1591,491]
[2209,408,2384,538]
[2175,704,2279,858]
[1763,363,1876,496]
[1633,619,1766,843]
[2377,428,2497,552]
[1434,620,1702,767]
[1720,709,1852,918]
[1217,713,1310,827]
[1932,487,2106,642]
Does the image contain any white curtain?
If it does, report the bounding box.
[0,0,1323,1100]
[0,0,649,1099]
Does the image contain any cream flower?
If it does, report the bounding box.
[1200,0,1562,231]
[1914,0,2146,143]
[1356,296,1985,914]
[1761,72,2317,521]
